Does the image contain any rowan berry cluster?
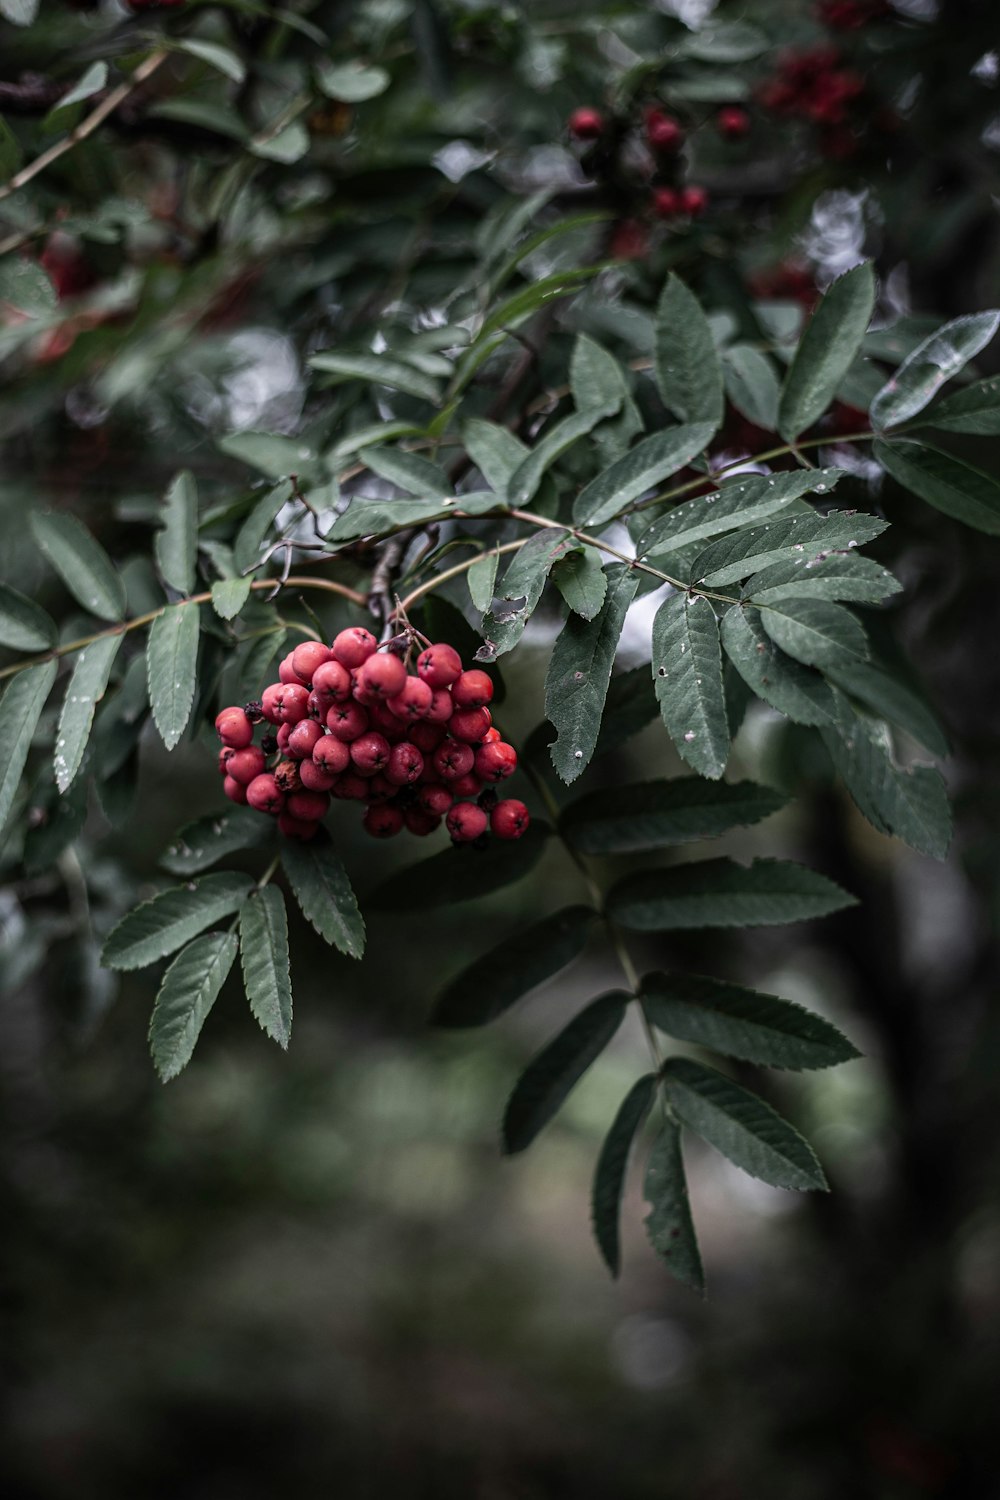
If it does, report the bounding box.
[214,628,530,847]
[757,46,876,158]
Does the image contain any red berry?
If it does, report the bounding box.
[569,106,604,140]
[365,773,395,804]
[349,731,391,776]
[218,746,235,775]
[491,799,530,839]
[416,643,462,688]
[223,775,247,805]
[307,690,326,721]
[404,809,441,837]
[482,726,501,744]
[609,218,649,261]
[331,626,378,668]
[275,684,310,724]
[451,670,493,709]
[426,687,455,723]
[448,707,491,744]
[332,772,369,800]
[451,773,484,800]
[433,739,475,781]
[369,701,408,739]
[475,741,518,782]
[215,706,253,748]
[246,774,284,815]
[410,719,446,753]
[652,187,682,219]
[387,675,433,721]
[326,701,369,742]
[261,684,283,724]
[417,783,453,817]
[277,813,319,841]
[313,735,350,775]
[645,107,684,151]
[278,653,305,686]
[717,105,751,140]
[312,659,352,702]
[273,760,302,793]
[276,724,291,753]
[227,746,266,785]
[385,742,424,787]
[358,651,407,700]
[680,185,709,217]
[446,802,488,842]
[364,803,404,838]
[299,759,337,792]
[288,719,324,759]
[286,789,330,822]
[291,641,332,684]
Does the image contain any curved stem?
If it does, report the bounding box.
[395,539,523,615]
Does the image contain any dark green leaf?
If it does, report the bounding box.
[875,438,1000,534]
[482,529,572,657]
[926,374,1000,435]
[0,662,57,837]
[561,778,786,854]
[433,905,597,1028]
[160,808,273,876]
[592,1074,657,1276]
[146,602,200,750]
[545,564,640,782]
[31,511,126,623]
[607,858,856,931]
[692,510,888,588]
[569,333,630,418]
[641,972,859,1070]
[310,351,441,403]
[870,311,1000,430]
[721,605,837,725]
[370,821,550,910]
[462,418,529,491]
[176,38,245,83]
[573,424,716,528]
[778,262,876,440]
[723,345,781,432]
[233,482,292,574]
[643,1119,704,1293]
[154,471,198,595]
[149,932,238,1082]
[507,407,618,508]
[211,577,253,620]
[638,468,845,559]
[0,258,56,317]
[502,992,627,1154]
[360,446,452,498]
[101,872,253,971]
[54,634,122,793]
[218,431,318,479]
[0,582,56,651]
[467,549,500,615]
[655,274,724,430]
[663,1057,827,1191]
[822,706,951,858]
[652,592,729,779]
[745,552,901,607]
[281,833,365,958]
[760,597,869,670]
[239,886,293,1048]
[825,660,948,757]
[551,547,608,621]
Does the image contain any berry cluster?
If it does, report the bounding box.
[215,629,530,846]
[758,46,872,158]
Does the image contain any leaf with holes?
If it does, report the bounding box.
[281,833,365,958]
[561,778,787,854]
[607,857,856,931]
[643,1119,704,1293]
[502,992,628,1154]
[146,601,200,750]
[592,1074,657,1277]
[160,808,273,876]
[545,564,640,782]
[53,634,122,793]
[481,529,572,657]
[433,905,597,1028]
[651,591,729,779]
[101,872,253,971]
[239,886,293,1049]
[149,932,238,1082]
[31,511,125,623]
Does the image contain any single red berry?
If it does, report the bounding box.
[417,783,454,817]
[433,739,475,781]
[276,723,291,753]
[365,774,396,804]
[227,746,266,785]
[680,185,709,217]
[218,746,236,775]
[369,700,408,739]
[609,218,649,262]
[568,106,604,140]
[451,670,494,709]
[451,772,484,800]
[286,789,329,822]
[215,706,253,748]
[447,802,489,842]
[223,775,247,805]
[363,803,404,839]
[426,687,455,723]
[246,774,285,815]
[331,626,378,668]
[299,759,337,792]
[651,187,682,219]
[387,675,433,721]
[475,741,518,782]
[385,742,424,787]
[279,652,308,687]
[291,641,332,684]
[645,107,684,151]
[409,719,446,753]
[313,734,350,775]
[448,707,491,744]
[358,651,407,700]
[307,690,327,721]
[274,760,303,794]
[275,684,310,724]
[326,701,369,742]
[261,684,284,724]
[491,799,530,839]
[312,659,352,703]
[332,772,369,801]
[482,726,501,743]
[277,812,319,841]
[404,808,441,837]
[717,105,751,140]
[350,731,391,776]
[416,643,462,688]
[288,719,325,759]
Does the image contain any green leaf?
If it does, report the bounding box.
[482,529,572,657]
[507,407,617,508]
[870,311,1000,430]
[691,511,888,588]
[370,821,550,910]
[462,418,529,491]
[467,549,500,615]
[315,59,390,101]
[160,808,273,876]
[359,446,452,498]
[875,438,1000,535]
[280,833,365,959]
[643,1119,704,1293]
[925,374,1000,435]
[310,352,441,403]
[651,592,729,779]
[233,482,292,574]
[433,905,597,1028]
[551,547,607,621]
[655,274,724,430]
[0,258,56,318]
[778,262,876,441]
[722,345,781,432]
[822,707,951,858]
[149,933,238,1082]
[31,511,126,623]
[721,605,837,725]
[177,39,247,84]
[641,972,859,1070]
[476,271,598,345]
[42,61,107,132]
[593,666,659,757]
[146,602,200,751]
[561,778,786,854]
[745,551,901,607]
[637,468,846,559]
[219,431,317,479]
[0,582,56,651]
[101,872,253,972]
[545,564,640,783]
[663,1057,827,1192]
[0,115,22,177]
[502,992,627,1154]
[211,577,252,620]
[570,333,630,418]
[573,424,716,528]
[678,18,767,61]
[607,857,856,931]
[239,886,293,1049]
[825,660,948,757]
[250,120,310,164]
[592,1074,657,1277]
[761,598,869,671]
[327,494,483,544]
[53,634,122,793]
[0,662,57,837]
[155,471,198,596]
